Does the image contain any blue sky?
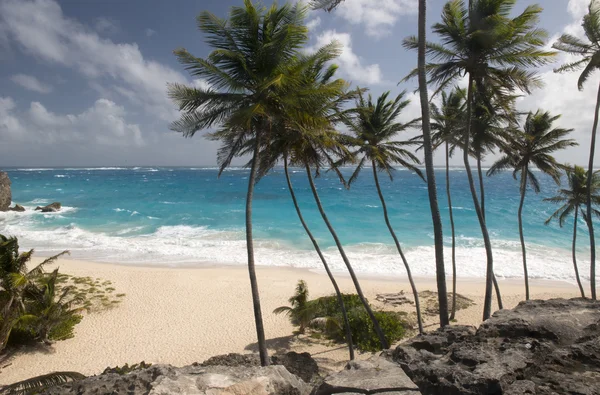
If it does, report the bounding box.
[0,0,596,167]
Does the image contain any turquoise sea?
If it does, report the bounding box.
[0,167,596,282]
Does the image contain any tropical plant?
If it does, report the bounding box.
[168,0,311,365]
[553,0,600,299]
[309,0,344,12]
[415,0,450,327]
[430,87,466,319]
[273,280,314,333]
[341,90,424,334]
[0,371,85,395]
[544,166,600,297]
[489,111,577,299]
[0,235,68,352]
[21,268,85,343]
[404,0,555,319]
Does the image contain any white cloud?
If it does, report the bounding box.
[145,28,156,37]
[306,17,321,31]
[0,96,143,147]
[0,0,188,122]
[94,17,119,35]
[312,30,382,84]
[10,74,53,93]
[333,0,417,38]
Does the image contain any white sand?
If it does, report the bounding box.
[0,258,580,384]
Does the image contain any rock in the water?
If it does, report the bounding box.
[9,204,25,212]
[313,356,421,395]
[393,298,600,395]
[42,364,312,395]
[35,202,61,212]
[0,172,11,212]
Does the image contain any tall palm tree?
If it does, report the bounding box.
[415,0,450,327]
[341,91,424,334]
[489,111,577,299]
[544,166,600,298]
[553,0,600,299]
[430,87,466,319]
[403,0,554,319]
[168,0,309,366]
[0,235,67,352]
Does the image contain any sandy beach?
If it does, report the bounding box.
[0,258,581,385]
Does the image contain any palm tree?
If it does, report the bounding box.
[273,280,313,333]
[416,0,450,328]
[544,166,600,298]
[489,111,577,299]
[430,87,466,319]
[553,0,600,299]
[0,235,68,352]
[342,91,424,334]
[403,0,554,319]
[0,371,86,394]
[168,0,310,366]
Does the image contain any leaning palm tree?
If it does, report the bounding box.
[544,166,600,298]
[489,111,577,299]
[430,87,466,319]
[0,235,68,352]
[553,0,600,299]
[341,90,424,334]
[403,0,555,319]
[168,0,310,366]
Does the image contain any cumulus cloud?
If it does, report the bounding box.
[10,74,53,93]
[94,17,119,35]
[332,0,417,38]
[145,28,156,37]
[306,17,321,31]
[0,0,188,122]
[0,96,143,147]
[311,30,382,84]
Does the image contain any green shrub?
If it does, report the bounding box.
[48,313,83,341]
[276,281,408,352]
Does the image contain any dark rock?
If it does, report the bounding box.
[393,298,600,395]
[9,204,25,212]
[313,356,421,395]
[0,172,11,212]
[35,202,61,212]
[42,364,311,395]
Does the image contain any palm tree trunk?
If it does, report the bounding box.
[586,82,600,300]
[372,162,423,334]
[573,206,586,298]
[464,75,495,321]
[284,157,355,360]
[305,163,389,349]
[418,0,449,327]
[246,132,269,366]
[0,295,16,352]
[518,166,530,300]
[446,143,458,320]
[477,157,503,310]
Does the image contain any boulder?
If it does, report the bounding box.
[393,298,600,395]
[0,171,11,212]
[9,204,25,212]
[313,356,421,395]
[42,364,312,395]
[35,202,61,212]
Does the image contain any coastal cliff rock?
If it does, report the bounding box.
[313,356,421,395]
[0,172,11,211]
[35,202,61,212]
[393,298,600,394]
[9,204,25,212]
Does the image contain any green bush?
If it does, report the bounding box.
[276,281,408,352]
[48,313,83,341]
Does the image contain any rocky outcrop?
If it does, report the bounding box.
[9,204,25,212]
[393,298,600,395]
[0,172,11,212]
[43,363,312,395]
[313,356,421,395]
[35,202,61,212]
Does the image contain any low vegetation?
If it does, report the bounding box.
[274,280,408,352]
[0,234,123,352]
